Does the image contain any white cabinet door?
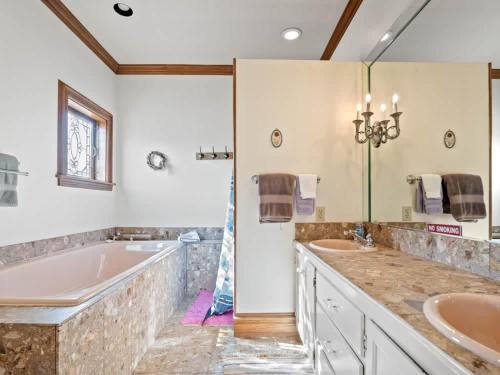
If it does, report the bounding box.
[296,253,315,359]
[317,347,336,375]
[365,320,426,375]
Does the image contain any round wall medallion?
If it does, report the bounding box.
[271,129,283,148]
[147,151,167,170]
[444,130,456,149]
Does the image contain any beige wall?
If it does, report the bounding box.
[370,62,490,239]
[235,60,363,313]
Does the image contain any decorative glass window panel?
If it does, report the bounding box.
[57,81,113,191]
[67,110,95,178]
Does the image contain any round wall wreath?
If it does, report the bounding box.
[146,151,167,170]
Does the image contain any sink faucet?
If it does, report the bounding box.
[344,230,375,248]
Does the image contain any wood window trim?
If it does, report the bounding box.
[57,80,114,191]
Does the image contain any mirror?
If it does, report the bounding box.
[364,0,499,241]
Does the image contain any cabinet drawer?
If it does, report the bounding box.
[316,302,363,375]
[316,272,364,357]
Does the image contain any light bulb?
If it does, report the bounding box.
[356,104,362,112]
[380,104,387,113]
[365,93,372,103]
[392,93,399,104]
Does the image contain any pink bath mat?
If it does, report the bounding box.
[181,291,233,326]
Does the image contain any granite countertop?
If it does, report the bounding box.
[299,242,500,375]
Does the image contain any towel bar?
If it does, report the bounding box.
[0,168,29,176]
[407,174,422,184]
[251,175,321,184]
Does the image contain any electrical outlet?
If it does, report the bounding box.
[316,207,326,222]
[402,206,412,222]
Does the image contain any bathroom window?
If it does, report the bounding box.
[57,81,113,190]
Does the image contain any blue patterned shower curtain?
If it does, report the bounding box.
[204,174,234,321]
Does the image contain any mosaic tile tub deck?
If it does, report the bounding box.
[0,244,187,375]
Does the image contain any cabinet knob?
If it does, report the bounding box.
[324,298,340,311]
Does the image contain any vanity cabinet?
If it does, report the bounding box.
[316,301,363,375]
[295,243,448,375]
[316,272,365,358]
[365,320,425,375]
[296,252,315,360]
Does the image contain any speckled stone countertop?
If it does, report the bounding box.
[299,242,500,375]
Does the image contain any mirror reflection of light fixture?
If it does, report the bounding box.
[352,93,402,148]
[380,31,393,43]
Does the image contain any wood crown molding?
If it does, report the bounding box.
[41,0,233,76]
[491,69,500,79]
[116,64,233,75]
[42,0,119,73]
[233,313,300,342]
[321,0,363,60]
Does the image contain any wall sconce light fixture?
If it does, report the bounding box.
[352,93,402,148]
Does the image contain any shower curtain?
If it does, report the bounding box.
[203,174,234,322]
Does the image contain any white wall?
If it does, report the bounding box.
[0,2,117,246]
[370,62,490,239]
[115,76,233,227]
[492,79,500,227]
[235,60,363,313]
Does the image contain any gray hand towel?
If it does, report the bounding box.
[442,174,486,222]
[259,174,295,223]
[0,153,19,207]
[295,176,315,215]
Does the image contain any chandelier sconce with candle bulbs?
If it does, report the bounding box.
[352,93,402,148]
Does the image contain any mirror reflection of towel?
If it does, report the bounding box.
[442,174,486,222]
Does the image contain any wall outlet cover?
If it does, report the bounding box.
[316,207,326,222]
[402,206,412,222]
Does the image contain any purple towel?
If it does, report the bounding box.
[295,176,315,215]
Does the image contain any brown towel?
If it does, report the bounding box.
[259,174,295,223]
[442,174,486,222]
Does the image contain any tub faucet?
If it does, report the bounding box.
[344,230,375,248]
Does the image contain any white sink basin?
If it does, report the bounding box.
[423,293,500,365]
[309,239,377,253]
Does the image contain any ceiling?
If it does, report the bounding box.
[332,0,416,62]
[61,0,349,64]
[379,0,500,66]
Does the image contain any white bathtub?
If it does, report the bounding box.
[0,240,182,306]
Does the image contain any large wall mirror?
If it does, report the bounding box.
[364,0,500,241]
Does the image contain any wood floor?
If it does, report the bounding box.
[133,300,313,374]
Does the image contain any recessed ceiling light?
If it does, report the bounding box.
[380,31,393,43]
[113,3,133,17]
[281,28,302,41]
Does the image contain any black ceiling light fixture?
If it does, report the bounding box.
[113,3,133,17]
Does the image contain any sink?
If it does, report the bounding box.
[309,239,377,253]
[423,293,500,365]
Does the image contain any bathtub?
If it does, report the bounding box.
[0,240,182,306]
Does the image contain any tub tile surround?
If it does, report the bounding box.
[0,228,115,267]
[115,227,224,241]
[299,242,500,375]
[296,222,500,280]
[186,241,223,297]
[0,324,56,375]
[0,246,187,375]
[0,227,223,268]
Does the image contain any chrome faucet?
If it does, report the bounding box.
[343,230,375,248]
